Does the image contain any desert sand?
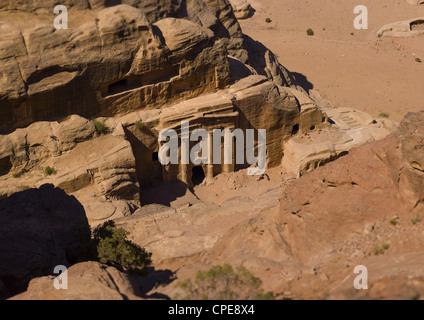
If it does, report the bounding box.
[240,0,424,121]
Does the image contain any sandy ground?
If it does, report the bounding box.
[240,0,424,121]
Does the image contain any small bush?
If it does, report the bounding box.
[93,120,107,135]
[389,219,398,226]
[175,264,274,300]
[44,166,56,176]
[306,28,315,36]
[412,216,422,225]
[373,243,389,255]
[93,220,152,273]
[416,58,422,63]
[265,18,272,23]
[379,112,389,118]
[135,122,145,129]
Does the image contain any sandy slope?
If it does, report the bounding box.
[240,0,424,121]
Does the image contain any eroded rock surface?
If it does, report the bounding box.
[377,17,424,37]
[10,261,143,300]
[0,0,295,133]
[123,111,424,300]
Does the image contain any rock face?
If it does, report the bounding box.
[0,114,140,222]
[0,4,229,133]
[0,0,317,204]
[10,261,143,300]
[0,75,328,207]
[0,0,294,133]
[0,184,90,298]
[105,75,330,188]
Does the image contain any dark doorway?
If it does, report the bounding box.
[107,79,128,96]
[0,157,12,176]
[152,152,159,162]
[192,166,205,186]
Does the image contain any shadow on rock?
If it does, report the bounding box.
[136,267,176,300]
[290,71,314,93]
[0,184,90,299]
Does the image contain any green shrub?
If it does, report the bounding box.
[412,216,421,225]
[416,58,422,63]
[373,243,389,255]
[379,112,389,118]
[389,219,398,226]
[44,166,56,176]
[93,120,107,135]
[265,18,272,23]
[93,220,152,273]
[135,122,145,129]
[66,221,152,274]
[306,28,315,36]
[175,264,274,300]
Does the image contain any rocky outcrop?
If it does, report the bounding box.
[10,261,143,300]
[103,75,329,187]
[0,184,90,298]
[0,114,140,221]
[377,17,424,37]
[0,4,232,133]
[0,0,296,133]
[0,75,392,218]
[282,91,397,176]
[229,0,252,20]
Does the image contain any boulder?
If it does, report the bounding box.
[229,0,252,20]
[10,261,143,300]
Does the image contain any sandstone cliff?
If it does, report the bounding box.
[0,0,294,133]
